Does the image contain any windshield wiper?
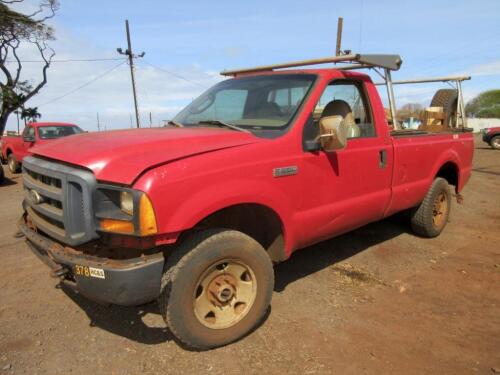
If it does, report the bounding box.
[197,120,249,133]
[167,120,184,128]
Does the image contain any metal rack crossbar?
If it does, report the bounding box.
[220,54,403,76]
[374,76,471,129]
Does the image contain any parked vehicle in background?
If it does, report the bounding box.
[482,126,500,149]
[18,54,474,350]
[1,122,83,173]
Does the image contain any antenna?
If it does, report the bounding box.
[336,17,343,56]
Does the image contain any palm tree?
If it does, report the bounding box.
[20,107,41,125]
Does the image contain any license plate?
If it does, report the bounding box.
[74,265,106,279]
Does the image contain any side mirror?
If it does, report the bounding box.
[23,136,35,143]
[317,115,348,152]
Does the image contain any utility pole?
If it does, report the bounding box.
[96,112,101,132]
[117,20,145,129]
[149,112,152,128]
[336,17,343,56]
[15,111,20,134]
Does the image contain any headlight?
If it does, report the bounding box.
[95,187,157,236]
[120,191,134,215]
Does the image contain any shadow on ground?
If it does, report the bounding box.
[274,214,409,292]
[60,214,410,347]
[61,286,174,345]
[0,173,17,187]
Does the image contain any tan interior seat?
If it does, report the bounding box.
[320,100,360,138]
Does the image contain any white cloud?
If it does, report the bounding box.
[456,60,500,77]
[4,23,222,132]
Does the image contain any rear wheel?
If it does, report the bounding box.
[410,177,451,238]
[490,135,500,150]
[158,229,274,350]
[7,154,20,173]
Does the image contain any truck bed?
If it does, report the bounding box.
[386,130,474,216]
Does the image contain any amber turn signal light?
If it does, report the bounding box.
[139,193,158,236]
[100,218,135,234]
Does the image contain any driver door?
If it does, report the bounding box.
[298,79,393,245]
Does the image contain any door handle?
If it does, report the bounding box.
[379,149,387,169]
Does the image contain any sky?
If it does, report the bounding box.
[4,0,500,132]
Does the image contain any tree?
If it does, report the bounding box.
[466,90,500,118]
[20,106,41,124]
[397,102,423,120]
[0,0,59,135]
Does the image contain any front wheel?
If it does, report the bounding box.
[410,177,451,238]
[158,229,274,350]
[490,135,500,150]
[7,154,20,173]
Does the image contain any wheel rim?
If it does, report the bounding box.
[193,259,257,330]
[8,157,14,171]
[493,138,500,148]
[432,192,448,228]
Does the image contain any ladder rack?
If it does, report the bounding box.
[220,54,402,76]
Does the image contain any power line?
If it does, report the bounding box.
[141,59,209,88]
[5,57,127,63]
[38,60,126,107]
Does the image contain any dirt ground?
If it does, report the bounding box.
[0,135,499,374]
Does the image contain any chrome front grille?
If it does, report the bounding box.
[22,156,99,246]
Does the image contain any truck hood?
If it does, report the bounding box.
[31,127,261,184]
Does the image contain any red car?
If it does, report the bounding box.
[482,126,500,149]
[18,54,473,349]
[1,122,83,173]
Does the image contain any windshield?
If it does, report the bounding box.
[173,74,316,134]
[38,126,83,140]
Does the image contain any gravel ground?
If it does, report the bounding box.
[0,135,499,374]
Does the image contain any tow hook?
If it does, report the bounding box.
[50,266,69,278]
[456,193,464,204]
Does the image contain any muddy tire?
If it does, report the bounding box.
[430,89,458,127]
[0,165,4,185]
[490,135,500,150]
[7,154,20,173]
[410,177,451,238]
[158,229,274,350]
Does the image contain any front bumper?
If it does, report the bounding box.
[19,217,164,306]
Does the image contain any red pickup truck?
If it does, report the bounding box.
[18,54,473,349]
[1,122,83,173]
[482,126,500,149]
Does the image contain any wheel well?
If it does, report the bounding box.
[6,149,12,156]
[436,162,458,192]
[193,204,286,263]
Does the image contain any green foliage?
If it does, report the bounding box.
[0,0,59,133]
[465,90,500,118]
[20,106,41,122]
[0,1,56,43]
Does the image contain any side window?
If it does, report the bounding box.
[313,81,375,138]
[22,127,35,138]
